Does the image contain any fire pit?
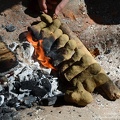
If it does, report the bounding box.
[0,0,120,119]
[1,13,120,110]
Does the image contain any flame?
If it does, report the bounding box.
[26,32,55,69]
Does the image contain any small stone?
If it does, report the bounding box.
[23,96,36,107]
[115,80,120,89]
[41,96,57,106]
[104,49,111,54]
[16,106,27,111]
[27,112,33,116]
[5,24,16,32]
[59,111,62,114]
[107,72,110,75]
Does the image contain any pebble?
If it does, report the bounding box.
[5,24,16,32]
[41,96,57,106]
[23,95,36,107]
[27,112,33,116]
[115,80,120,89]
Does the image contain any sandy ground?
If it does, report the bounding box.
[0,0,120,120]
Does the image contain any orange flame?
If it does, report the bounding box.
[26,32,55,69]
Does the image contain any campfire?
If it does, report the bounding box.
[0,14,120,116]
[0,31,63,113]
[26,32,55,69]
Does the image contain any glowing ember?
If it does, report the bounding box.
[26,32,55,69]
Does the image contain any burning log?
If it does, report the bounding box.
[27,14,120,106]
[0,40,18,76]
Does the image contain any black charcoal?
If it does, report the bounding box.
[31,87,47,98]
[41,78,51,92]
[41,96,57,106]
[6,97,18,107]
[21,80,37,90]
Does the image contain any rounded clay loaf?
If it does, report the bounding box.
[32,21,47,32]
[93,73,110,86]
[64,81,93,106]
[83,78,96,92]
[51,34,69,50]
[88,63,101,75]
[72,48,85,62]
[53,28,63,39]
[41,13,53,24]
[49,19,61,33]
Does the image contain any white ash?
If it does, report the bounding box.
[0,85,3,91]
[8,42,19,52]
[0,95,4,106]
[0,41,63,109]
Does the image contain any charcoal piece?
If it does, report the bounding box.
[16,106,27,111]
[0,95,4,106]
[23,96,36,107]
[36,70,42,78]
[2,107,14,113]
[1,113,12,120]
[5,24,16,32]
[31,87,47,98]
[21,81,38,90]
[41,78,51,92]
[0,107,19,120]
[0,113,3,119]
[6,97,18,107]
[11,111,19,119]
[14,81,21,90]
[41,96,57,106]
[0,107,2,113]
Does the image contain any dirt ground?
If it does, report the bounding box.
[0,0,120,120]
